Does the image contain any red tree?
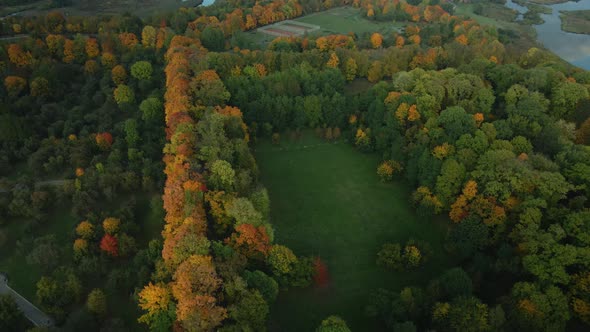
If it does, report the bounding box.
[100,234,118,256]
[313,257,330,287]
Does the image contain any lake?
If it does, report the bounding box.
[506,0,590,70]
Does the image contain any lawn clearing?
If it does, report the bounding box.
[255,133,453,331]
[295,6,404,36]
[240,6,404,48]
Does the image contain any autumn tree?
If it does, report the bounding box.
[100,234,118,256]
[142,25,157,48]
[371,33,383,49]
[138,283,175,330]
[4,76,26,98]
[111,65,127,85]
[7,44,32,67]
[95,132,113,150]
[326,52,339,68]
[85,38,99,58]
[345,57,357,81]
[102,217,120,234]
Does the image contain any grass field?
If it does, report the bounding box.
[255,134,453,331]
[560,10,590,34]
[240,6,404,48]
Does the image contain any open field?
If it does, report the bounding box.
[241,6,405,47]
[255,133,452,331]
[258,20,320,37]
[295,6,404,36]
[560,10,590,34]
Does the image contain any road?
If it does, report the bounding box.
[0,274,53,327]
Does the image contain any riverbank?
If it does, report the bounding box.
[560,9,590,34]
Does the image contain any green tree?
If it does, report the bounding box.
[447,297,489,332]
[201,26,225,51]
[86,289,107,315]
[114,84,135,105]
[0,295,24,331]
[243,270,278,303]
[227,289,268,330]
[130,61,153,80]
[140,97,163,122]
[510,282,570,332]
[437,268,473,299]
[209,159,235,191]
[551,81,589,118]
[316,315,352,332]
[124,119,140,147]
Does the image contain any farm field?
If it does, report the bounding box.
[255,133,453,331]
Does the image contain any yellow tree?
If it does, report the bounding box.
[370,32,383,49]
[326,52,339,68]
[345,57,357,81]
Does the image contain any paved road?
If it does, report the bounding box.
[0,274,53,327]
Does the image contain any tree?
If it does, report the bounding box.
[4,76,26,98]
[142,26,157,48]
[228,224,271,259]
[0,295,24,331]
[102,217,120,234]
[327,52,339,68]
[86,289,106,315]
[551,81,589,118]
[114,84,135,105]
[95,132,113,150]
[140,97,163,122]
[345,58,357,81]
[111,65,127,85]
[30,77,50,97]
[437,268,473,299]
[316,315,352,332]
[377,243,402,270]
[243,270,278,303]
[26,235,61,272]
[131,61,153,80]
[227,289,268,330]
[201,26,225,51]
[138,283,175,331]
[85,38,99,58]
[268,245,298,276]
[100,234,118,256]
[447,297,489,332]
[7,44,32,67]
[510,282,570,331]
[209,159,235,191]
[370,33,383,48]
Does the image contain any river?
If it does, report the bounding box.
[505,0,590,70]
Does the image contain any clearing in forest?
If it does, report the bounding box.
[255,133,452,331]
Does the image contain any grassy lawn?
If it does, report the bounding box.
[0,209,77,300]
[255,133,453,331]
[240,6,405,48]
[560,10,590,34]
[295,6,404,36]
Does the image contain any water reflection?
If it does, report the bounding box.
[505,0,590,70]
